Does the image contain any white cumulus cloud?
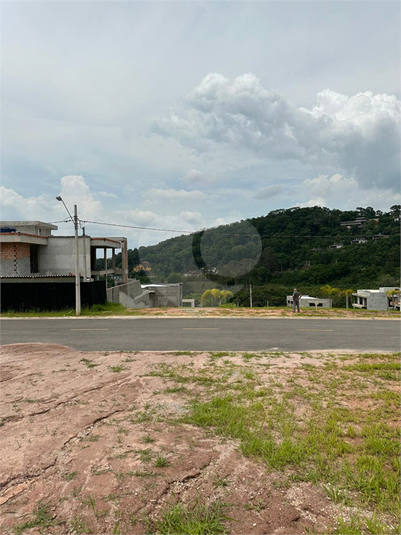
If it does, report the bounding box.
[152,74,400,191]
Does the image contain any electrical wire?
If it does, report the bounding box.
[76,219,392,239]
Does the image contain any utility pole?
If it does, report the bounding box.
[82,227,87,282]
[57,196,81,315]
[74,205,81,316]
[250,284,253,308]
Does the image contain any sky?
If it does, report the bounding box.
[1,0,400,249]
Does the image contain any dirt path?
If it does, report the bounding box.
[1,344,398,534]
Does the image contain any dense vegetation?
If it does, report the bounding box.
[115,206,400,306]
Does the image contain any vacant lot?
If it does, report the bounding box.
[1,344,399,535]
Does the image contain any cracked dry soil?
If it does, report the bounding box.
[1,344,360,534]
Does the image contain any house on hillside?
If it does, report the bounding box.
[351,238,368,245]
[132,262,152,272]
[340,218,369,228]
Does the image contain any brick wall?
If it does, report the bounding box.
[0,243,31,275]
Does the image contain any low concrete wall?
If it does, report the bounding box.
[142,283,183,307]
[107,281,183,309]
[286,296,332,308]
[107,279,143,308]
[107,280,157,308]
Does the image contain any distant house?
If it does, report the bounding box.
[329,243,344,249]
[133,262,152,272]
[352,287,400,310]
[286,294,332,308]
[351,238,368,245]
[340,217,369,228]
[372,234,389,240]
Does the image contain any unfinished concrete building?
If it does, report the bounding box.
[0,221,128,283]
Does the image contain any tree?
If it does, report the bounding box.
[320,284,340,298]
[200,288,233,307]
[211,288,221,306]
[220,290,234,304]
[167,272,182,283]
[339,288,354,309]
[201,289,213,307]
[385,288,400,309]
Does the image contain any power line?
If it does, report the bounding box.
[81,220,193,234]
[75,219,394,240]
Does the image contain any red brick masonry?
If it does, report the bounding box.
[0,243,30,260]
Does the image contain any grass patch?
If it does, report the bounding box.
[108,364,127,373]
[14,501,58,534]
[80,358,99,369]
[155,454,169,468]
[152,501,229,534]
[62,471,78,481]
[178,351,400,530]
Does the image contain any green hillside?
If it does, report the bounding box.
[116,205,400,306]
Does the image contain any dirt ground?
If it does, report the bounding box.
[0,343,397,534]
[122,307,399,319]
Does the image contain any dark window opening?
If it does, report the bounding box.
[30,245,39,273]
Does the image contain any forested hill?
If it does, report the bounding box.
[120,206,400,291]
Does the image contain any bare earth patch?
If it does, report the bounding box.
[1,344,399,535]
[123,307,399,319]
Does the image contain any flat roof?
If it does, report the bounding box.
[0,233,48,245]
[1,221,58,230]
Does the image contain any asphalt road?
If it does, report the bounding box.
[1,317,400,352]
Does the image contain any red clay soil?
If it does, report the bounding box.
[0,344,379,534]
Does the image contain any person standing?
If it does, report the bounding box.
[292,288,302,313]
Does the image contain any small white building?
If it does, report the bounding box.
[352,287,400,310]
[286,295,332,308]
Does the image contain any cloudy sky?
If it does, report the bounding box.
[1,0,400,248]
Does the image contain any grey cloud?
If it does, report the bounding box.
[153,74,401,191]
[254,185,282,200]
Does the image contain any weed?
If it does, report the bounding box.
[102,493,121,503]
[72,486,82,497]
[155,454,169,467]
[80,358,99,369]
[209,352,230,360]
[244,499,265,511]
[242,352,260,361]
[108,364,126,373]
[14,501,56,534]
[80,494,97,515]
[138,448,153,462]
[69,516,92,534]
[153,500,230,534]
[164,386,188,394]
[141,434,155,444]
[62,471,77,481]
